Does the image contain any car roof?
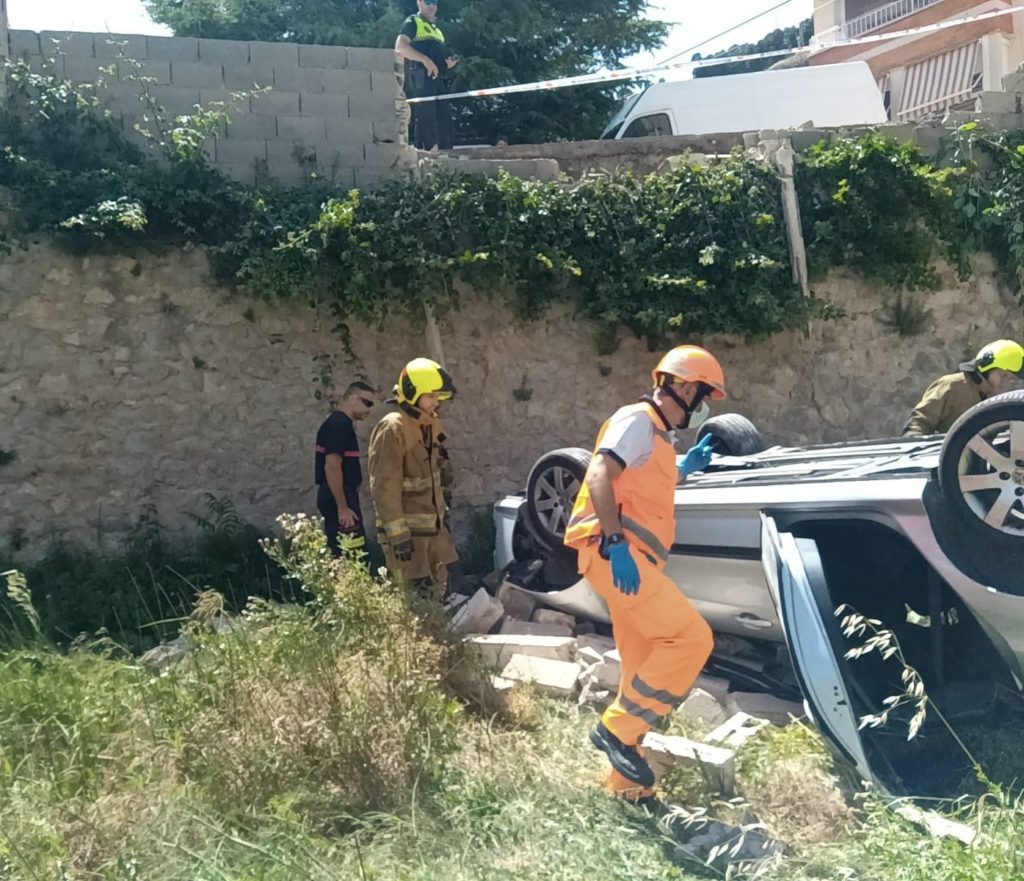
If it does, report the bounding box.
[685,436,943,489]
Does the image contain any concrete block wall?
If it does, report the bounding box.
[4,27,415,188]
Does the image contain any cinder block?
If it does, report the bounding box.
[9,30,41,58]
[464,633,577,668]
[319,165,357,188]
[353,167,387,190]
[322,68,373,93]
[199,88,250,111]
[364,142,411,168]
[349,90,399,120]
[147,36,199,63]
[276,115,327,141]
[532,608,577,630]
[198,39,249,65]
[595,648,620,690]
[692,674,731,706]
[215,138,268,164]
[216,162,258,185]
[122,60,172,86]
[272,65,330,93]
[496,580,537,621]
[299,44,349,69]
[1002,70,1024,92]
[499,654,580,698]
[299,92,350,117]
[95,33,148,60]
[706,712,769,750]
[325,117,374,143]
[249,41,300,66]
[263,158,311,186]
[251,89,300,115]
[370,70,402,94]
[977,90,1020,114]
[225,114,277,139]
[372,117,400,143]
[578,634,615,656]
[450,587,504,634]
[171,62,224,89]
[641,732,736,793]
[147,85,202,116]
[266,139,320,165]
[223,64,275,90]
[346,46,398,73]
[63,56,118,85]
[679,688,728,728]
[499,619,572,638]
[39,31,95,57]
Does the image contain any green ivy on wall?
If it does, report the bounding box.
[1,61,1015,353]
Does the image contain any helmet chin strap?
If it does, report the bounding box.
[659,379,710,429]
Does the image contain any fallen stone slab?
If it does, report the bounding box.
[496,580,538,622]
[500,618,573,638]
[726,692,804,726]
[574,620,596,636]
[894,804,977,846]
[450,588,504,634]
[577,645,604,668]
[705,712,769,750]
[500,653,581,698]
[464,633,577,668]
[680,687,728,729]
[642,732,736,794]
[533,608,577,630]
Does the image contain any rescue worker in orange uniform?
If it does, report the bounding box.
[368,358,459,599]
[565,345,724,799]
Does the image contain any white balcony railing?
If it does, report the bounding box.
[845,0,944,38]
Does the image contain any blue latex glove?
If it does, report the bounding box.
[607,541,641,596]
[679,435,715,479]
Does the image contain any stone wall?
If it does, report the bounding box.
[2,241,1022,560]
[4,27,413,188]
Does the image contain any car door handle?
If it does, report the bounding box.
[734,613,773,630]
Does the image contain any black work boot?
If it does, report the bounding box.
[590,722,655,788]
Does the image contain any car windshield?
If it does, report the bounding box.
[600,88,647,139]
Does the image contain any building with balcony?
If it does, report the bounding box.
[811,0,1024,120]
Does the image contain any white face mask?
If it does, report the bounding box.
[686,400,710,429]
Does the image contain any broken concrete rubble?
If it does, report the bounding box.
[706,713,770,750]
[450,587,504,634]
[532,608,577,630]
[499,653,581,698]
[496,580,538,621]
[500,618,573,637]
[464,633,577,667]
[577,634,615,656]
[679,687,728,729]
[692,674,731,706]
[139,636,190,669]
[642,732,736,794]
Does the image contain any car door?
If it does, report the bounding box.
[760,514,879,787]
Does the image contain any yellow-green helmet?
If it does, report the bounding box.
[395,357,455,406]
[961,340,1024,378]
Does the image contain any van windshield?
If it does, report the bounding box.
[600,88,646,139]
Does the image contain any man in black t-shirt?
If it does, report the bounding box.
[395,0,459,150]
[314,381,377,558]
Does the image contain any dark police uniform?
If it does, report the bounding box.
[399,12,455,150]
[315,411,365,557]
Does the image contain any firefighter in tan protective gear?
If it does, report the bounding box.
[368,358,459,598]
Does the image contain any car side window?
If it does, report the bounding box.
[622,112,672,138]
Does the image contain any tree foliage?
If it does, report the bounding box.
[692,18,813,78]
[142,0,669,144]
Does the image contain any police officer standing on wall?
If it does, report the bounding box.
[395,0,459,151]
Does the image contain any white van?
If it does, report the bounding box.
[601,61,887,139]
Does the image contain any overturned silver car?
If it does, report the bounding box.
[493,392,1024,797]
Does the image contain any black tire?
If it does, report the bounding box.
[697,414,767,456]
[523,447,592,550]
[938,390,1024,547]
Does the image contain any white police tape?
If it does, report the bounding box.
[407,4,1024,104]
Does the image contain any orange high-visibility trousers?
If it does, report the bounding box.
[582,546,713,755]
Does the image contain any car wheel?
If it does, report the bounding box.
[524,447,592,550]
[938,390,1024,543]
[697,414,767,456]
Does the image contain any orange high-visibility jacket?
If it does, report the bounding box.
[564,401,676,567]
